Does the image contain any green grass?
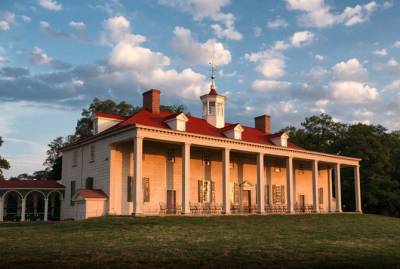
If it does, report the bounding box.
[1,214,399,269]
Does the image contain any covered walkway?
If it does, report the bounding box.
[0,180,65,222]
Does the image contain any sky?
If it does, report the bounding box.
[0,0,400,177]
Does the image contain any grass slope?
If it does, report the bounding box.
[0,214,399,269]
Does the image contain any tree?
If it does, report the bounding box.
[43,137,66,180]
[0,137,10,179]
[284,114,400,217]
[74,98,188,140]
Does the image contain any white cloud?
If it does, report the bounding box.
[0,21,10,31]
[21,15,31,22]
[102,16,146,46]
[385,80,400,91]
[251,80,292,92]
[245,49,286,79]
[0,11,15,31]
[69,21,86,31]
[372,48,387,56]
[314,54,324,60]
[332,58,368,81]
[159,0,242,40]
[352,108,374,124]
[28,46,52,65]
[392,41,400,48]
[267,18,289,29]
[253,25,262,37]
[38,0,63,11]
[104,16,208,99]
[290,31,314,47]
[172,26,231,66]
[286,0,381,28]
[329,81,379,103]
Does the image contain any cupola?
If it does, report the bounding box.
[200,61,226,128]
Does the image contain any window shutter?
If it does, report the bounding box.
[85,177,94,189]
[281,186,285,204]
[198,180,204,203]
[211,181,216,203]
[70,181,76,206]
[143,177,150,202]
[127,176,132,202]
[266,184,269,205]
[234,182,239,204]
[272,185,277,204]
[319,187,323,204]
[255,184,258,205]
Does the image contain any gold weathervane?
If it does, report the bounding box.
[209,60,217,90]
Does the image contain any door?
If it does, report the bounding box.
[299,195,305,212]
[167,190,176,214]
[241,190,251,213]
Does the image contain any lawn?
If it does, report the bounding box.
[0,214,399,269]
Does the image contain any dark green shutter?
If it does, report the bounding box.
[70,181,76,206]
[127,176,133,202]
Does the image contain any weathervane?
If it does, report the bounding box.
[209,59,217,90]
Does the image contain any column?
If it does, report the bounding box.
[0,198,3,222]
[222,148,230,214]
[312,160,319,213]
[21,198,26,221]
[266,159,272,206]
[354,165,362,213]
[256,152,265,214]
[334,163,342,212]
[182,143,191,214]
[328,168,333,212]
[44,198,49,221]
[286,156,294,213]
[133,136,143,215]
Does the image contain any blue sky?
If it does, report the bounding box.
[1,0,400,177]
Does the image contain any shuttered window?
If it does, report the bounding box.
[72,151,78,167]
[198,180,204,203]
[272,185,286,204]
[234,182,239,204]
[90,145,95,162]
[127,176,133,202]
[85,177,94,189]
[319,187,324,204]
[143,177,150,202]
[211,181,215,203]
[70,180,76,206]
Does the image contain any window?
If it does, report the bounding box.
[70,180,76,206]
[319,187,324,204]
[72,151,78,167]
[90,145,95,162]
[85,177,94,189]
[198,180,215,203]
[272,185,285,204]
[127,176,133,202]
[208,101,215,115]
[216,103,223,116]
[143,177,150,202]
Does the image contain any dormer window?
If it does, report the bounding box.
[270,132,289,147]
[164,113,189,132]
[222,124,244,140]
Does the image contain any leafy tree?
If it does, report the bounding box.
[43,137,66,180]
[0,137,10,179]
[284,114,400,217]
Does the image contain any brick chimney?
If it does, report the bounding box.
[142,89,160,114]
[254,115,271,134]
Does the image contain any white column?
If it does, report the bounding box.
[133,136,143,215]
[0,198,4,222]
[44,198,49,221]
[182,143,191,214]
[312,160,319,213]
[222,148,230,214]
[334,163,342,212]
[328,168,333,212]
[21,198,26,221]
[266,159,272,206]
[256,152,265,214]
[286,156,294,213]
[354,165,362,213]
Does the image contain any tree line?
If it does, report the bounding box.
[0,99,399,217]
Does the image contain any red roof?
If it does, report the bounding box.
[95,111,129,120]
[0,180,65,189]
[208,87,218,96]
[101,109,302,149]
[77,189,108,199]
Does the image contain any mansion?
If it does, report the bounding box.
[60,81,362,220]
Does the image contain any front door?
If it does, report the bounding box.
[241,190,251,213]
[167,190,176,214]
